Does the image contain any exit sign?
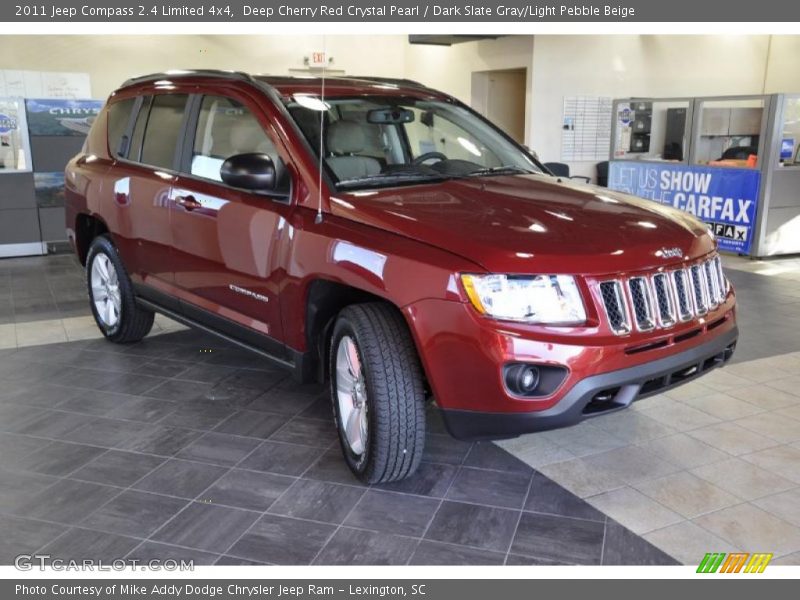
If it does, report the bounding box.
[309,52,327,68]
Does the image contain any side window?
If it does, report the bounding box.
[139,94,189,170]
[107,98,135,158]
[191,95,277,182]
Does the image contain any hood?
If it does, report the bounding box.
[329,174,715,275]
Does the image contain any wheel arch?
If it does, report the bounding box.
[302,278,428,389]
[74,212,111,266]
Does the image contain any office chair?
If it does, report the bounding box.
[543,162,591,183]
[720,146,758,161]
[596,161,609,187]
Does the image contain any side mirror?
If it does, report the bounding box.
[220,153,277,192]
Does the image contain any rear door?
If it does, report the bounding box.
[168,90,292,354]
[106,93,190,306]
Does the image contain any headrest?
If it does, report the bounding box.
[230,121,269,154]
[327,120,367,155]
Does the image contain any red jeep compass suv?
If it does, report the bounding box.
[65,71,738,483]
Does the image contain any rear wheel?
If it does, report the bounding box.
[86,235,154,343]
[330,303,426,484]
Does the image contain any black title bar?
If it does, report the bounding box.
[3,1,800,22]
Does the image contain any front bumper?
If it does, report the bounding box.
[439,325,738,440]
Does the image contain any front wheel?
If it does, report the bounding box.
[86,235,154,343]
[330,303,426,484]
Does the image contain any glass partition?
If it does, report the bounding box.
[612,99,692,162]
[0,97,31,172]
[692,97,766,169]
[778,95,800,166]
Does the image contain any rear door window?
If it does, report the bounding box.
[139,94,189,170]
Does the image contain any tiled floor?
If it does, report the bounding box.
[1,253,799,566]
[499,256,800,565]
[0,254,676,566]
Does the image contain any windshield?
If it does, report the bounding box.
[286,95,543,190]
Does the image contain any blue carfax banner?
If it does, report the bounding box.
[609,161,760,254]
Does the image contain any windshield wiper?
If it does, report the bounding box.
[467,165,538,177]
[336,172,451,189]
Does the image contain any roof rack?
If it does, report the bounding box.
[120,69,255,88]
[344,76,430,89]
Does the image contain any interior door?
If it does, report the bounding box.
[168,92,290,353]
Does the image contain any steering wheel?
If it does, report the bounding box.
[412,151,448,166]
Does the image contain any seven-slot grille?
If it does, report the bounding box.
[599,256,728,335]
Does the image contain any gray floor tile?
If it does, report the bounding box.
[378,462,458,498]
[425,501,518,552]
[463,442,533,474]
[11,410,89,439]
[176,432,261,467]
[269,418,337,447]
[151,502,259,554]
[602,519,679,565]
[313,527,417,565]
[214,555,265,566]
[0,515,67,564]
[525,473,605,521]
[228,514,335,565]
[202,469,294,511]
[119,424,203,456]
[409,541,506,565]
[80,490,187,537]
[107,397,179,424]
[268,479,364,524]
[14,441,106,476]
[0,433,48,469]
[133,459,227,499]
[445,466,531,509]
[511,512,604,564]
[214,410,289,439]
[423,433,472,465]
[39,527,140,562]
[127,541,219,566]
[0,468,58,510]
[302,448,363,485]
[344,490,439,537]
[238,441,321,476]
[157,402,236,430]
[70,450,165,487]
[63,417,152,448]
[16,478,120,523]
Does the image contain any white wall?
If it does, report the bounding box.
[528,35,783,179]
[0,35,409,98]
[1,33,798,182]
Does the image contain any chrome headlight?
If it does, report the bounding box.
[461,274,586,325]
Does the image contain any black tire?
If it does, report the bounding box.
[329,303,426,484]
[86,235,154,343]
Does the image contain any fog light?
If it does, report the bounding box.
[519,366,539,391]
[505,364,540,395]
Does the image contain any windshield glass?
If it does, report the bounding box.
[286,95,543,190]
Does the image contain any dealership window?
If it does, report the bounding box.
[612,100,692,162]
[139,94,189,170]
[692,98,766,169]
[191,95,277,182]
[106,97,135,158]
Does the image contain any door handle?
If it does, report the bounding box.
[175,194,201,211]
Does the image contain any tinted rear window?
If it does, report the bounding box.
[107,98,135,157]
[139,94,188,169]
